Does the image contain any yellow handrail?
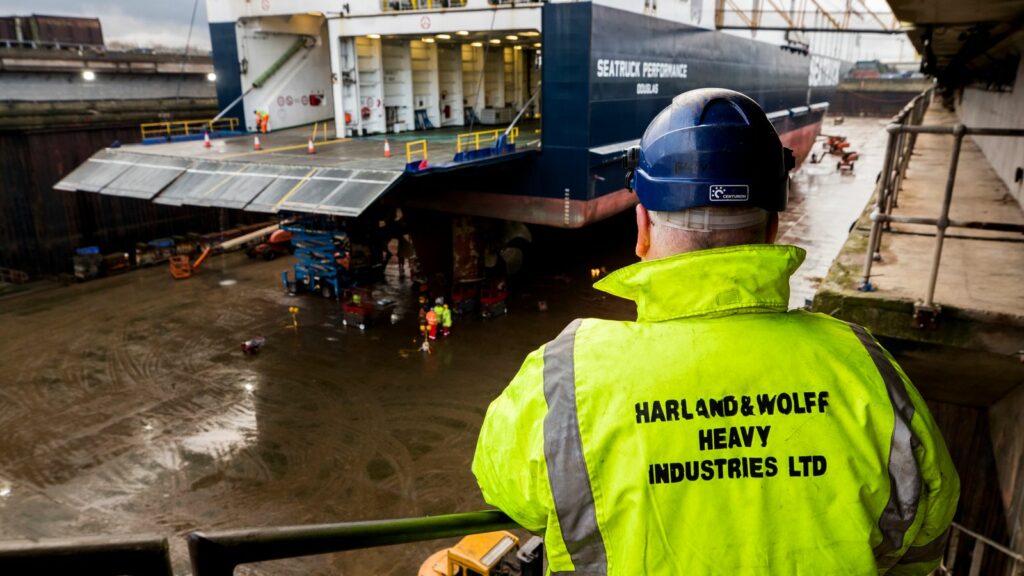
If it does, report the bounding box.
[455,127,519,153]
[140,118,239,139]
[406,139,428,164]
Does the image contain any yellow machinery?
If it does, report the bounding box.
[419,531,542,576]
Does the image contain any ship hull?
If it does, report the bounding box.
[396,2,833,228]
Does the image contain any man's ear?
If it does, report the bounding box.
[636,204,651,259]
[766,211,779,244]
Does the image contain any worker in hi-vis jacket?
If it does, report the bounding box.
[473,88,959,575]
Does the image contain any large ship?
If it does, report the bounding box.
[55,0,843,277]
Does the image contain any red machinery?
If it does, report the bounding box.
[342,288,375,331]
[838,150,859,173]
[823,135,850,155]
[247,229,294,260]
[479,281,508,319]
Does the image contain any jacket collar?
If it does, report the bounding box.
[593,244,805,322]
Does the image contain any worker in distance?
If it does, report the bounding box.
[473,88,959,574]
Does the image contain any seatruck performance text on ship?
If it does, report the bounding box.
[595,59,689,79]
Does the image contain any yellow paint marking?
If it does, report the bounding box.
[219,137,349,159]
[199,163,249,200]
[273,168,317,210]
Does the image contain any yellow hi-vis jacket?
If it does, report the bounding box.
[473,244,959,575]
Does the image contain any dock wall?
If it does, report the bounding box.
[958,57,1024,206]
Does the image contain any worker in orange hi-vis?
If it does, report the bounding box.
[260,111,270,134]
[426,308,439,340]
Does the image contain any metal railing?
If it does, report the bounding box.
[940,522,1024,576]
[456,126,518,153]
[406,139,428,164]
[0,510,522,576]
[188,509,519,576]
[140,118,239,140]
[859,87,1024,327]
[0,534,172,576]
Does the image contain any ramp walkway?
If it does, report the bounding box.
[53,120,541,217]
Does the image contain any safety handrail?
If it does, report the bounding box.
[140,118,239,139]
[0,534,172,576]
[940,522,1024,576]
[858,87,1024,326]
[456,127,518,153]
[187,509,519,576]
[406,139,428,164]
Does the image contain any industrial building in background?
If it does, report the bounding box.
[0,14,245,278]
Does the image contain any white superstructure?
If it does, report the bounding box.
[205,0,714,135]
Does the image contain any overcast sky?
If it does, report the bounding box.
[4,0,211,50]
[3,0,911,60]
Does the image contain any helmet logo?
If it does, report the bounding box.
[709,185,749,201]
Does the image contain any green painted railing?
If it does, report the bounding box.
[0,510,522,576]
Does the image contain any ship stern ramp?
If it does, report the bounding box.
[53,123,544,220]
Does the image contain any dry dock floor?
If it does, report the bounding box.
[0,118,885,575]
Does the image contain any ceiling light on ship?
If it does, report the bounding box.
[489,38,501,44]
[436,33,451,39]
[520,31,540,37]
[533,42,542,48]
[422,37,435,43]
[471,41,483,47]
[368,33,381,39]
[206,72,217,82]
[514,45,522,51]
[456,30,469,36]
[506,35,518,41]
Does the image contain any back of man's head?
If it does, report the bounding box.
[627,88,793,259]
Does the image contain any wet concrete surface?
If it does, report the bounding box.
[780,117,891,308]
[0,117,884,575]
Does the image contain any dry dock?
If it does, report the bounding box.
[0,118,887,575]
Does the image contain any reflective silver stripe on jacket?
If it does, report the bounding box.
[899,528,950,565]
[849,324,922,566]
[543,319,609,574]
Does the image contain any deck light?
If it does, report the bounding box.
[436,33,451,39]
[206,72,217,82]
[533,42,542,48]
[520,31,540,37]
[506,35,518,41]
[471,41,483,47]
[456,30,469,36]
[82,69,96,81]
[489,38,501,44]
[368,33,381,39]
[514,45,522,50]
[422,37,435,43]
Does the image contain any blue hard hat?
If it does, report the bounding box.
[626,88,795,212]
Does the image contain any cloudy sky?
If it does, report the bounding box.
[3,0,912,60]
[5,0,211,50]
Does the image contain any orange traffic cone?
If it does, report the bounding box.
[307,137,316,155]
[383,138,391,158]
[253,135,262,151]
[203,131,212,148]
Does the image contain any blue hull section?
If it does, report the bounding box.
[209,22,244,123]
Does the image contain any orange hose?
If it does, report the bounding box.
[192,246,213,271]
